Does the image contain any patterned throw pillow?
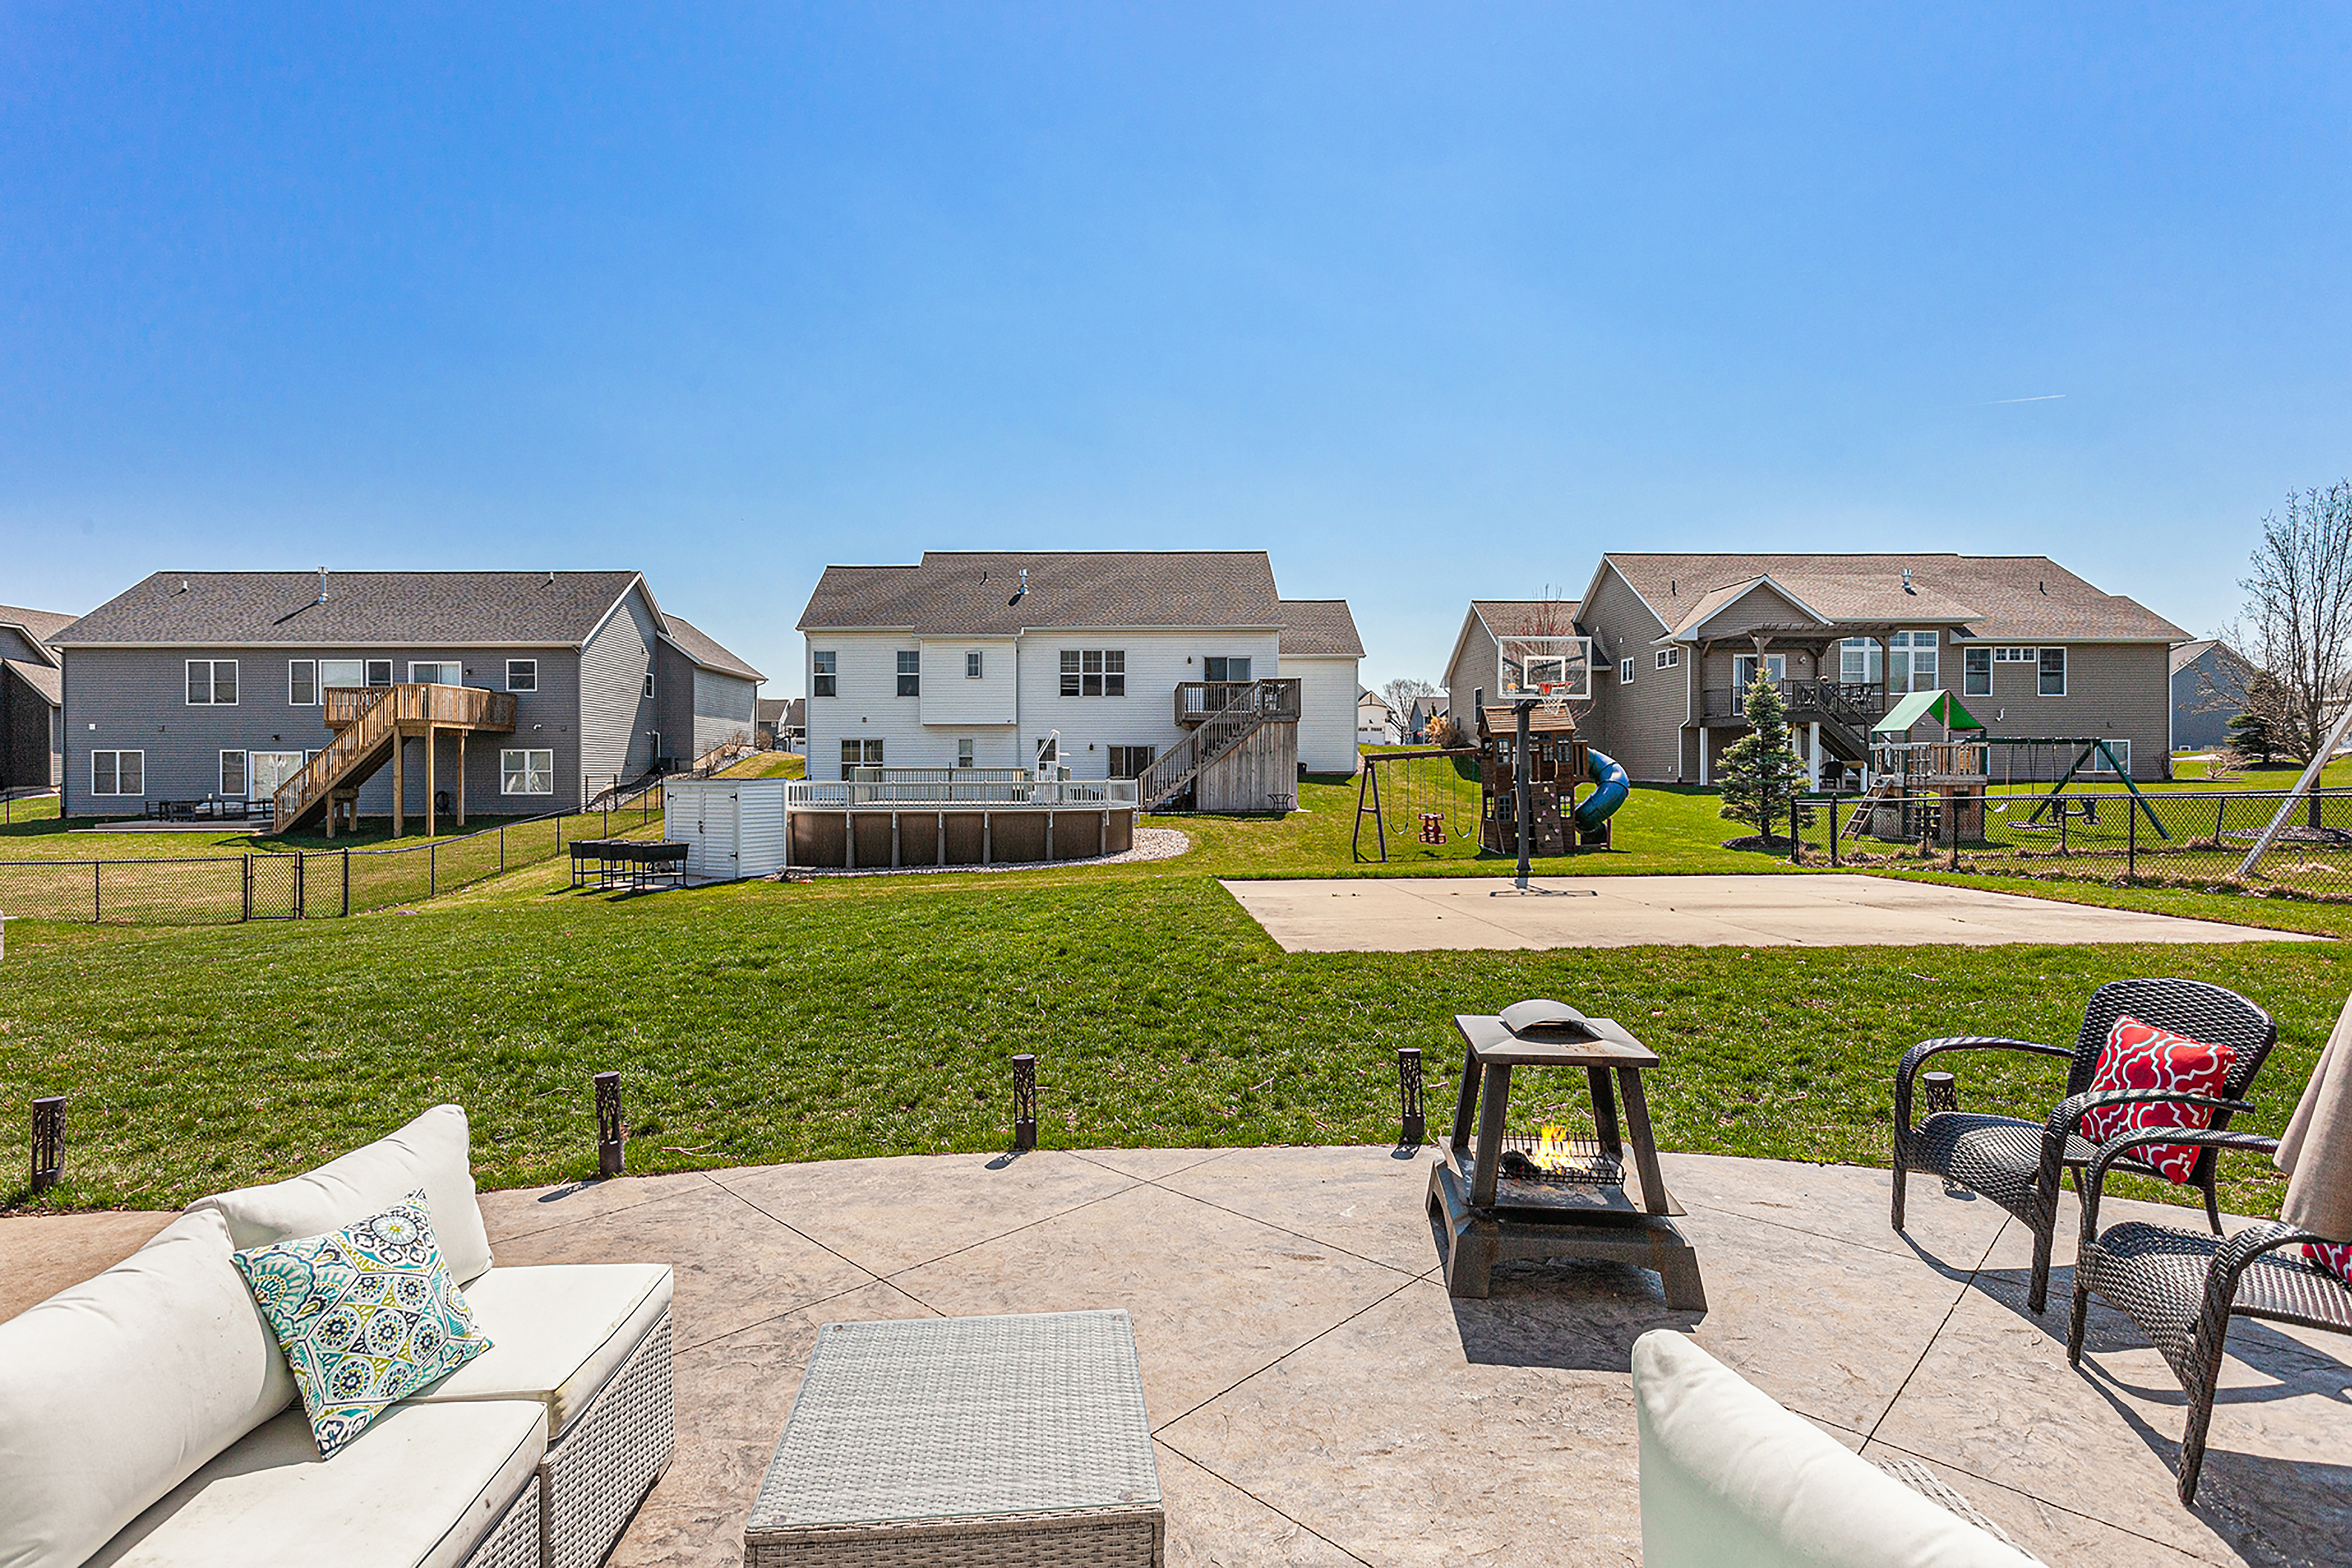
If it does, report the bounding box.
[232,1188,493,1457]
[2076,1015,2236,1184]
[2305,1238,2352,1286]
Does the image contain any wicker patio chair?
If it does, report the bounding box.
[2067,1126,2352,1503]
[1892,977,2275,1314]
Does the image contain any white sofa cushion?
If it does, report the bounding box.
[0,1209,294,1568]
[187,1104,494,1285]
[412,1263,672,1437]
[85,1399,545,1568]
[1633,1330,2040,1568]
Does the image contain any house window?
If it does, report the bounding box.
[1655,648,1679,671]
[897,650,921,697]
[366,660,393,686]
[251,751,307,796]
[1201,656,1250,683]
[840,738,883,775]
[321,658,365,690]
[1109,744,1156,778]
[966,651,984,679]
[811,650,837,698]
[643,672,655,699]
[1620,658,1635,683]
[1733,654,1786,690]
[2038,646,2067,696]
[500,749,554,794]
[1994,646,2034,663]
[1964,647,1992,696]
[1889,631,1937,692]
[1036,735,1059,769]
[288,660,318,705]
[1839,638,1883,685]
[219,750,248,796]
[957,738,975,768]
[1062,649,1128,697]
[91,750,143,795]
[410,661,462,686]
[186,659,237,705]
[506,659,537,693]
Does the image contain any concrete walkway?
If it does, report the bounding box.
[9,1149,2341,1565]
[1220,874,2326,952]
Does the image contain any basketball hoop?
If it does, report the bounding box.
[1536,689,1570,720]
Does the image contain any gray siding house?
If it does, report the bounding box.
[50,571,761,824]
[2171,639,2257,752]
[0,603,75,794]
[1449,553,2187,783]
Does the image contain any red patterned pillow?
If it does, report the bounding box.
[2076,1014,2236,1184]
[2305,1239,2352,1286]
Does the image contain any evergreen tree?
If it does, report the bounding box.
[1718,671,1808,837]
[2226,672,2285,764]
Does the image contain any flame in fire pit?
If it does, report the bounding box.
[1532,1125,1581,1172]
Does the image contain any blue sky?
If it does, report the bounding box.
[5,4,2349,694]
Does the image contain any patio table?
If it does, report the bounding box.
[746,1309,1164,1568]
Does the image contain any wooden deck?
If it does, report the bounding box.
[274,683,518,837]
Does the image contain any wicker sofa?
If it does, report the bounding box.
[0,1106,673,1568]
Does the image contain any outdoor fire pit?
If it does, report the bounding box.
[1428,1003,1706,1308]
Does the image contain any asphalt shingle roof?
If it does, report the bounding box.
[1601,554,2186,643]
[51,571,648,647]
[1277,599,1365,658]
[797,551,1299,637]
[661,613,765,681]
[0,604,77,648]
[3,659,60,705]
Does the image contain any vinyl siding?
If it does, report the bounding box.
[579,586,660,785]
[2000,642,2174,779]
[58,643,584,816]
[1575,567,1684,781]
[2,663,58,789]
[1443,615,1499,727]
[1287,655,1359,774]
[2172,647,2250,752]
[690,666,757,759]
[0,627,46,663]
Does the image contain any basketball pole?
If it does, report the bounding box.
[1514,698,1534,890]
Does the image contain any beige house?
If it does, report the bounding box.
[1447,555,2187,783]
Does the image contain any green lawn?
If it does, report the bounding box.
[1,773,2341,1222]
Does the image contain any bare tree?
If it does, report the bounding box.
[2231,480,2352,762]
[1382,678,1436,736]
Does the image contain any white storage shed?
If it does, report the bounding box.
[664,778,790,882]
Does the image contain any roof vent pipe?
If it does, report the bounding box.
[1901,567,1914,594]
[317,566,329,603]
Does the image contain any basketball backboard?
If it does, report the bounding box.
[1498,635,1593,703]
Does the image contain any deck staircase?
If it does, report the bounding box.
[1137,679,1300,812]
[271,684,517,835]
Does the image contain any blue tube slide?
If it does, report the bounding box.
[1572,749,1631,833]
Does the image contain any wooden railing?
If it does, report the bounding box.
[1142,679,1297,809]
[1174,678,1302,727]
[274,684,517,832]
[1703,679,1886,725]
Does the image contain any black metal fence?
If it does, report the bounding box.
[0,781,669,925]
[1782,787,2352,899]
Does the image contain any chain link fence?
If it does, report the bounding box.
[1781,787,2352,899]
[0,780,669,924]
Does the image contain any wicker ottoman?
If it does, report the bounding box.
[745,1309,1164,1568]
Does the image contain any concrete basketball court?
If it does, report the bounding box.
[1220,873,2326,952]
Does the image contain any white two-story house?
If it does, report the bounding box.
[795,552,1363,803]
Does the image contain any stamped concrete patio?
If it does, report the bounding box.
[6,1146,2345,1566]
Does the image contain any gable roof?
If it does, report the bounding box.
[1600,554,2185,643]
[51,571,651,648]
[1470,599,1582,640]
[2171,639,2254,678]
[660,613,764,682]
[3,658,60,705]
[0,604,78,653]
[798,551,1290,636]
[1278,598,1364,658]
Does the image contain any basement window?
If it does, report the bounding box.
[91,750,144,795]
[501,749,554,794]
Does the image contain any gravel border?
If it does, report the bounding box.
[766,825,1192,880]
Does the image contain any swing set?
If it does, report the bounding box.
[1350,747,1484,862]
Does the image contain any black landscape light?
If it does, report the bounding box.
[1012,1054,1037,1151]
[30,1096,64,1193]
[1398,1049,1425,1146]
[595,1071,625,1178]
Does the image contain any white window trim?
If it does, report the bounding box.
[319,658,366,690]
[1962,646,1992,697]
[644,671,656,699]
[219,750,249,796]
[1620,658,1635,683]
[1994,646,2035,662]
[499,748,555,795]
[90,749,145,796]
[249,750,309,797]
[408,660,463,685]
[367,659,393,687]
[965,651,984,679]
[811,650,837,698]
[1655,648,1679,670]
[2038,647,2068,696]
[506,658,537,693]
[288,658,318,706]
[185,658,238,706]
